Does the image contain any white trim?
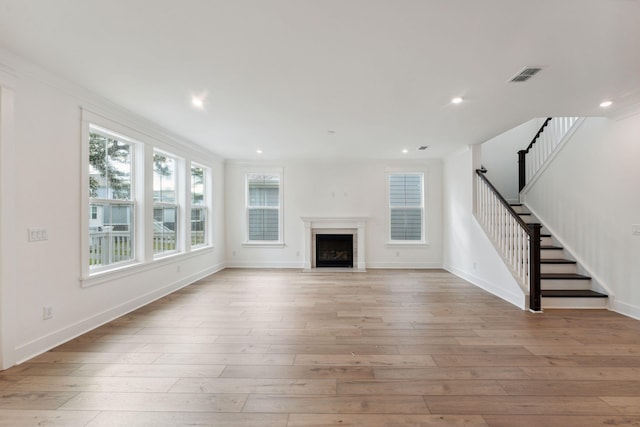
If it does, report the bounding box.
[611,299,640,321]
[0,82,17,369]
[386,171,428,245]
[444,263,526,310]
[367,262,442,269]
[81,247,215,288]
[301,217,368,271]
[245,169,284,244]
[16,263,224,364]
[225,261,303,269]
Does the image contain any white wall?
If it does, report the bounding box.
[443,145,526,309]
[522,112,640,319]
[225,159,444,269]
[0,51,226,367]
[481,118,546,203]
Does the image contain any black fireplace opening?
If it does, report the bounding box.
[316,234,353,268]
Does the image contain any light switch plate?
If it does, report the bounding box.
[28,228,48,242]
[632,224,640,236]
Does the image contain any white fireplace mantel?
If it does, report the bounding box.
[301,217,368,271]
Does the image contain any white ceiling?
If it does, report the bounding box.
[1,0,639,160]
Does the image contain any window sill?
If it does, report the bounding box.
[81,246,215,288]
[386,241,429,247]
[242,241,285,248]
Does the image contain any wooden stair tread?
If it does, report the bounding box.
[541,259,576,264]
[541,245,563,250]
[541,273,590,280]
[541,289,608,298]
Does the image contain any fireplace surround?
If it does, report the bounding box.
[301,217,367,271]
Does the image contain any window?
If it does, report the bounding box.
[191,164,207,247]
[246,173,281,242]
[153,152,178,255]
[88,128,135,269]
[388,173,424,242]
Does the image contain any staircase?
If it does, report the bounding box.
[510,203,608,309]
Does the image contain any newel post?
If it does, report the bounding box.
[518,150,527,192]
[529,223,542,312]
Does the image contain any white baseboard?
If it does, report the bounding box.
[14,263,225,364]
[444,263,526,310]
[610,299,640,321]
[366,262,443,269]
[224,261,304,269]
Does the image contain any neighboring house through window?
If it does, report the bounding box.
[191,164,207,247]
[88,127,135,269]
[153,152,179,256]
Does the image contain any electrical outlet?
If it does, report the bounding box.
[43,306,53,320]
[28,228,48,242]
[176,264,181,272]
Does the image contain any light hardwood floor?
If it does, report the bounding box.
[2,269,640,426]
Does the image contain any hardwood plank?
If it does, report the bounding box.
[242,394,430,414]
[3,375,177,393]
[169,378,336,394]
[60,391,247,412]
[85,412,289,427]
[220,365,374,380]
[483,415,640,427]
[294,354,436,367]
[499,380,640,396]
[0,391,78,410]
[424,396,620,415]
[287,414,490,426]
[338,379,506,395]
[0,409,99,427]
[600,397,640,415]
[71,363,225,378]
[373,367,529,380]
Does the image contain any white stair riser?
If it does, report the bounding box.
[541,236,554,246]
[541,249,564,258]
[511,205,527,214]
[541,264,577,274]
[541,279,591,290]
[542,297,608,309]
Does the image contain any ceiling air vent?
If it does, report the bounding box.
[418,145,429,151]
[509,67,542,83]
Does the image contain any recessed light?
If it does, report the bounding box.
[599,100,613,108]
[402,149,409,154]
[256,149,263,154]
[451,97,463,104]
[191,96,205,109]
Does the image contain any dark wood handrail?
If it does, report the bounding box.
[476,169,535,234]
[476,168,542,311]
[523,117,552,154]
[518,117,552,191]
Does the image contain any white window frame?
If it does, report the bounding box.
[387,171,426,245]
[85,124,139,274]
[243,169,284,246]
[80,109,216,288]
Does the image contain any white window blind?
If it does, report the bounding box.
[389,173,423,241]
[247,174,280,241]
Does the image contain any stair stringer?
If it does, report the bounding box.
[518,202,613,307]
